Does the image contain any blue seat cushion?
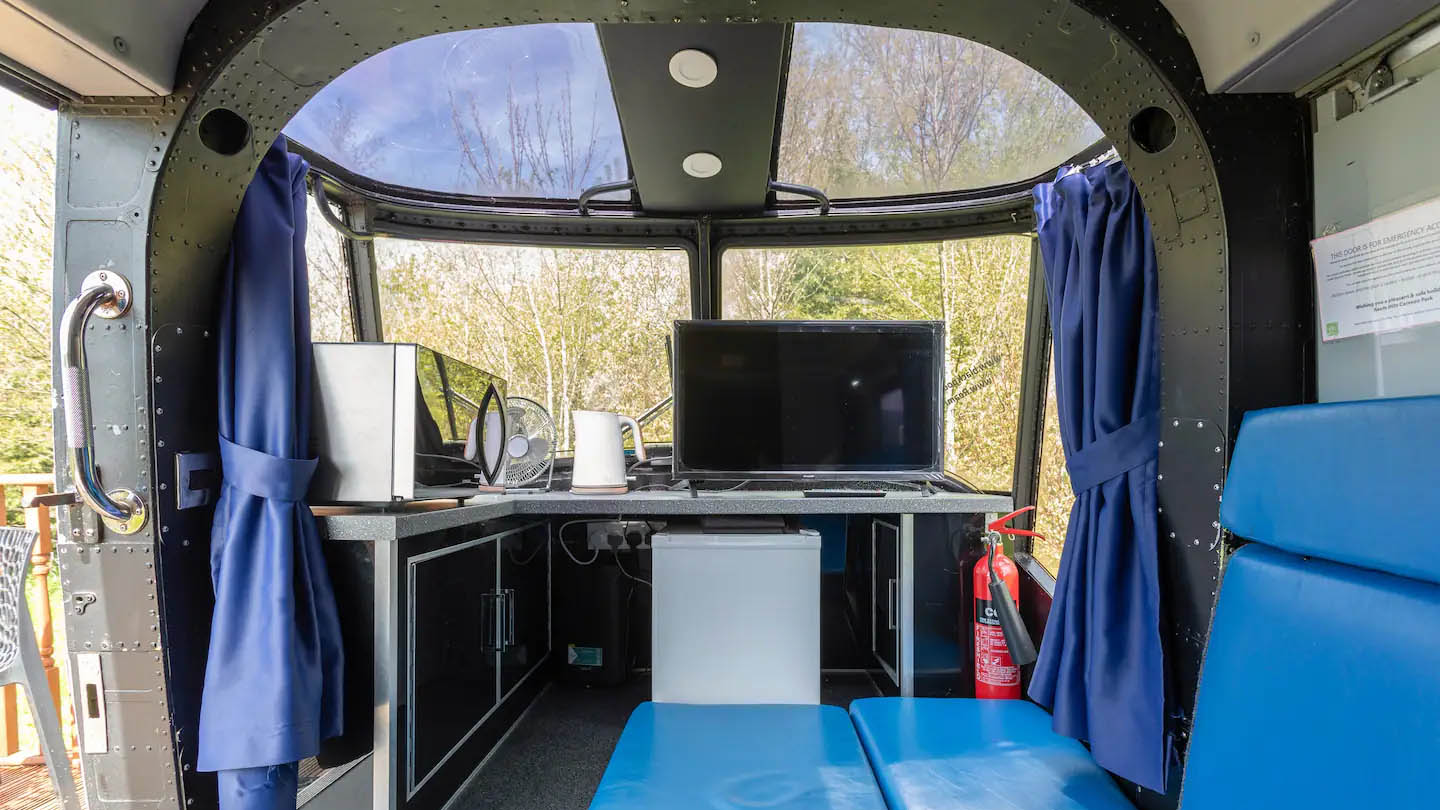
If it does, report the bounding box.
[849,697,1133,809]
[1221,395,1440,584]
[1181,544,1440,809]
[589,702,886,810]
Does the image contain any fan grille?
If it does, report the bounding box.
[505,396,555,487]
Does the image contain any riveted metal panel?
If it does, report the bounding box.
[82,651,179,807]
[53,107,185,810]
[57,543,162,652]
[65,117,154,207]
[150,322,222,810]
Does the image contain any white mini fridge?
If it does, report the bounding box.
[651,527,821,704]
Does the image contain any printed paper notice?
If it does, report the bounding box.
[1312,197,1440,342]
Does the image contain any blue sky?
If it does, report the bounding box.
[284,21,1100,200]
[284,23,626,197]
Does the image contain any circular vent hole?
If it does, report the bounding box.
[198,107,250,156]
[1129,106,1177,154]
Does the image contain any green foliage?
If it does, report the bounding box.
[724,238,1031,492]
[1033,363,1073,574]
[777,24,1101,198]
[369,240,688,450]
[0,92,57,489]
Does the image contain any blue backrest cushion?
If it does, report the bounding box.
[1181,543,1440,808]
[1220,395,1440,584]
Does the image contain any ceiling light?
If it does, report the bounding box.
[682,152,723,179]
[669,49,718,88]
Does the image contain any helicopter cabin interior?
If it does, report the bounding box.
[3,1,1439,809]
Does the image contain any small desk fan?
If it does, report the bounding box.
[503,396,555,491]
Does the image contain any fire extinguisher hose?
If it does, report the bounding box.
[986,507,1041,667]
[986,547,1038,666]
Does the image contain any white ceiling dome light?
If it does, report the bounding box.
[682,152,723,179]
[668,49,718,88]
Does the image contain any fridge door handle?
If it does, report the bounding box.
[887,578,897,630]
[505,588,517,647]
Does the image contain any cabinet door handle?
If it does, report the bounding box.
[479,591,494,650]
[886,578,897,630]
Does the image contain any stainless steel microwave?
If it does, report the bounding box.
[309,343,507,504]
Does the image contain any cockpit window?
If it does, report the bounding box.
[283,23,628,200]
[775,23,1102,199]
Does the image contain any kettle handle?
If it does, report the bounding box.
[618,415,646,462]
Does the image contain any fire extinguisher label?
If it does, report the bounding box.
[974,598,1020,697]
[975,598,1001,626]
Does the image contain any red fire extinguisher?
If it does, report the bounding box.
[973,506,1042,699]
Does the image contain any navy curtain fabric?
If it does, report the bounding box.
[1028,161,1166,792]
[199,138,344,809]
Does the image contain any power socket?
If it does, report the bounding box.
[586,521,651,551]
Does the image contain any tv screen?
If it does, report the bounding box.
[673,320,944,479]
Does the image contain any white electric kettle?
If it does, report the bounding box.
[571,410,646,494]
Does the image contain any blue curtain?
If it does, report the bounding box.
[1028,161,1166,792]
[199,138,344,809]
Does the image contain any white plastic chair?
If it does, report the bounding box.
[0,527,81,810]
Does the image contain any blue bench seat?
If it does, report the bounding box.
[589,702,887,810]
[849,697,1134,810]
[591,398,1440,809]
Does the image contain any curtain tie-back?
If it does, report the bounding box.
[218,436,318,502]
[1067,412,1160,495]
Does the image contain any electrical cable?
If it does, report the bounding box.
[665,475,754,490]
[555,519,601,565]
[415,450,484,468]
[675,479,751,493]
[612,548,651,587]
[944,469,981,492]
[506,537,545,566]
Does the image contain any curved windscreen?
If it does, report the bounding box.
[775,23,1102,199]
[283,23,628,199]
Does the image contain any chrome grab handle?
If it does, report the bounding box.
[58,271,147,536]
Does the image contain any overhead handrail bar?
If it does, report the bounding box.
[311,176,375,242]
[58,271,147,535]
[578,179,637,216]
[768,179,831,214]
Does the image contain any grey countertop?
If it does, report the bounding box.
[319,489,1013,541]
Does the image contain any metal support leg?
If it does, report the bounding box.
[16,599,81,810]
[899,514,915,697]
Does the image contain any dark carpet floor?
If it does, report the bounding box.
[450,671,881,810]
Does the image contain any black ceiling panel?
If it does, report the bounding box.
[598,23,787,215]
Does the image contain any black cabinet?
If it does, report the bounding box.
[401,520,551,808]
[409,539,499,783]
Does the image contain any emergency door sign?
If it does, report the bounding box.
[1312,196,1440,341]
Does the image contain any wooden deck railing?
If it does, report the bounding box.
[0,473,68,759]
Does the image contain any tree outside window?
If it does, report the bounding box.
[376,241,688,451]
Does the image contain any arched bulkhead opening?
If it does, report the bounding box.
[113,0,1310,803]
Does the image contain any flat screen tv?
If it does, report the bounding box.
[673,320,945,480]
